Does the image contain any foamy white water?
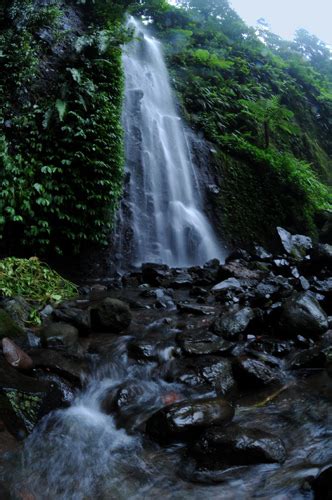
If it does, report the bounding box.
[116,17,225,268]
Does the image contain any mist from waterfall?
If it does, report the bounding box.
[116,17,226,268]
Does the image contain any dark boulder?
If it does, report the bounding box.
[0,309,26,344]
[279,292,328,338]
[40,322,79,348]
[191,425,286,467]
[289,348,326,370]
[177,302,215,316]
[169,272,193,289]
[232,357,278,388]
[219,259,265,281]
[146,397,234,443]
[90,298,132,333]
[247,337,293,358]
[1,296,32,328]
[213,307,254,340]
[128,337,177,363]
[28,349,87,386]
[53,303,91,332]
[141,263,170,286]
[212,278,244,295]
[254,276,293,304]
[2,338,33,371]
[177,329,233,356]
[169,356,235,395]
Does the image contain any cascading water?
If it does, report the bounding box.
[116,17,226,268]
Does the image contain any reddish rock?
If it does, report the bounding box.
[2,338,33,371]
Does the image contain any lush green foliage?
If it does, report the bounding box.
[0,257,77,302]
[132,0,332,244]
[0,0,130,254]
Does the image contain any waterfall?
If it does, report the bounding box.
[116,17,226,269]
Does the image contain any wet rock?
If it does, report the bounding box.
[146,397,234,443]
[2,338,33,371]
[141,263,170,286]
[169,272,193,289]
[191,425,286,467]
[40,304,54,321]
[1,296,32,328]
[273,258,291,272]
[0,309,26,343]
[177,302,215,316]
[312,278,332,315]
[213,307,254,340]
[247,337,293,358]
[312,278,332,295]
[277,227,313,260]
[28,349,87,386]
[177,329,233,356]
[232,357,278,388]
[312,466,332,500]
[53,303,90,332]
[219,260,264,281]
[211,278,244,300]
[277,226,313,260]
[254,277,293,304]
[0,356,64,438]
[90,298,132,333]
[279,292,328,338]
[170,356,235,394]
[289,348,326,370]
[128,337,177,363]
[253,245,273,261]
[40,322,79,348]
[299,276,311,291]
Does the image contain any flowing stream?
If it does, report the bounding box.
[116,17,225,268]
[3,314,331,500]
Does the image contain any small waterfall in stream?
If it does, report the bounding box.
[116,17,225,268]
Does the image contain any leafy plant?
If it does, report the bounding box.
[0,257,77,303]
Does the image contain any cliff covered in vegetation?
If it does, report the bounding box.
[134,0,331,247]
[0,0,131,254]
[1,0,331,256]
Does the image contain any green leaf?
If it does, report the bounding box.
[55,99,67,122]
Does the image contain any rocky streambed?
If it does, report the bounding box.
[0,227,331,499]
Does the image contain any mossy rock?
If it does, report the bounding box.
[0,309,26,342]
[0,356,64,438]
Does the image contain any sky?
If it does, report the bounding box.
[229,0,332,45]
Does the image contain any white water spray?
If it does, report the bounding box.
[116,17,225,268]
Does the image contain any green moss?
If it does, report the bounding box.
[212,141,331,247]
[5,389,43,433]
[0,309,25,340]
